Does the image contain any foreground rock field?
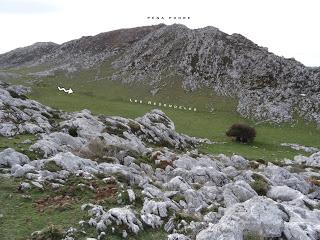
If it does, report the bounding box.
[1,82,320,240]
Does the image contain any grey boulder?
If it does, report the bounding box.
[196,196,288,240]
[0,148,30,167]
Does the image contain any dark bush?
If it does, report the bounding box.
[128,120,141,133]
[226,123,256,143]
[8,90,28,100]
[43,161,63,172]
[68,126,78,137]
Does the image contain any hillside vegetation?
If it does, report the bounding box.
[3,63,320,161]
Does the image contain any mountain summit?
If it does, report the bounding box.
[0,24,319,125]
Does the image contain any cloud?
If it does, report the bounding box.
[0,0,59,14]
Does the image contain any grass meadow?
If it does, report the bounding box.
[1,63,319,239]
[5,63,320,161]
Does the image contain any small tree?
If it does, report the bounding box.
[226,123,256,143]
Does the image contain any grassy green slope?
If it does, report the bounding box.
[0,176,167,240]
[0,177,87,240]
[5,63,320,161]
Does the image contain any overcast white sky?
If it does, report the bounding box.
[0,0,319,67]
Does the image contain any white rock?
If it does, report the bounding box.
[136,109,200,149]
[19,182,31,191]
[230,155,249,170]
[41,152,97,172]
[83,204,143,234]
[31,181,43,189]
[196,196,288,239]
[263,164,311,194]
[165,176,191,192]
[127,189,136,202]
[122,230,128,238]
[293,152,320,168]
[123,156,135,166]
[183,189,208,211]
[0,123,18,137]
[222,180,258,207]
[141,213,163,228]
[281,203,320,240]
[168,233,191,240]
[267,185,304,202]
[60,109,105,138]
[281,143,319,154]
[30,132,86,157]
[141,199,178,218]
[0,148,30,167]
[11,164,36,177]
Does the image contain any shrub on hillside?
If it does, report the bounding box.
[43,161,63,172]
[250,173,270,196]
[68,126,78,137]
[30,224,65,240]
[78,137,107,161]
[226,123,256,143]
[78,136,127,163]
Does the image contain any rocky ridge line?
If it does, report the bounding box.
[0,24,319,125]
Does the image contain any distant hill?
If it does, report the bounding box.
[0,24,319,125]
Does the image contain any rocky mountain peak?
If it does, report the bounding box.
[60,24,165,53]
[0,24,319,125]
